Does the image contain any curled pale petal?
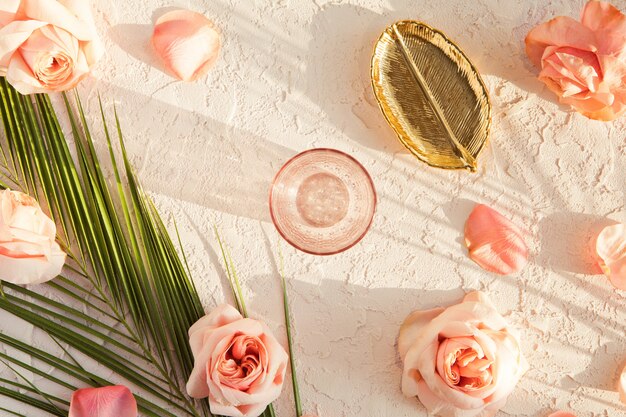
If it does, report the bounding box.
[398,307,444,360]
[581,1,626,33]
[464,204,529,275]
[69,386,137,417]
[0,241,66,284]
[596,223,626,290]
[617,360,626,404]
[0,190,66,285]
[0,0,18,27]
[152,9,220,82]
[15,0,94,40]
[525,16,596,68]
[548,412,577,417]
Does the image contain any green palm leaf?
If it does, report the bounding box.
[0,78,213,417]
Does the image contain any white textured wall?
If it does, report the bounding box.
[4,0,626,416]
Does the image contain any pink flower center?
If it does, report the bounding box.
[217,334,267,391]
[34,52,73,89]
[437,338,494,391]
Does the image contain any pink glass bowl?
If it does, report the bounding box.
[269,148,377,255]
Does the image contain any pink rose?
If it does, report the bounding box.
[525,1,626,121]
[0,0,102,94]
[0,189,66,285]
[186,304,288,417]
[398,291,528,417]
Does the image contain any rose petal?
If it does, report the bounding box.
[0,190,66,285]
[548,412,577,417]
[0,0,19,27]
[0,20,47,68]
[15,0,94,40]
[0,241,66,284]
[152,9,220,82]
[586,0,626,57]
[581,1,626,33]
[596,222,626,290]
[464,204,529,275]
[617,360,626,404]
[398,307,444,360]
[525,16,596,68]
[69,386,137,417]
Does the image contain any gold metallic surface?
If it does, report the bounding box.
[371,20,491,172]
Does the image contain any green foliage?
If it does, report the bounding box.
[0,78,212,417]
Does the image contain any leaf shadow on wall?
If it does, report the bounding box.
[536,212,614,275]
[300,0,573,156]
[83,82,295,222]
[242,274,625,417]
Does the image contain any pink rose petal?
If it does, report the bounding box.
[525,16,596,68]
[69,386,137,417]
[152,9,220,82]
[464,204,529,275]
[596,222,626,290]
[581,1,626,33]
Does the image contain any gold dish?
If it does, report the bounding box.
[371,20,491,172]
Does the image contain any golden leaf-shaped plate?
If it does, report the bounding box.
[371,21,491,172]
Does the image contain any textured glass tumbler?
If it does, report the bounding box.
[269,149,377,255]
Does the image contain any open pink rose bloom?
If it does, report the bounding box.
[526,1,626,121]
[596,222,626,290]
[398,291,528,417]
[69,386,137,417]
[0,0,102,94]
[0,189,66,285]
[186,304,288,417]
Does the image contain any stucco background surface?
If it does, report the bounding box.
[1,0,626,416]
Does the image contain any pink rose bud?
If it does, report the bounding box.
[152,9,221,82]
[0,189,66,285]
[0,0,102,94]
[186,304,288,417]
[398,291,528,417]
